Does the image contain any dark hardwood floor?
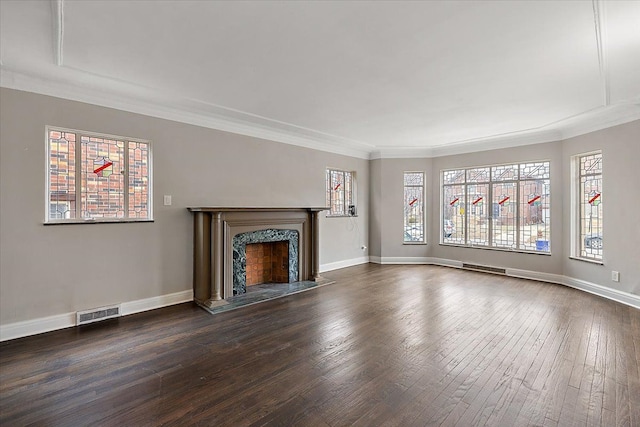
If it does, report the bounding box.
[1,264,639,426]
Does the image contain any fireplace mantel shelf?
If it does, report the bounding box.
[188,207,326,309]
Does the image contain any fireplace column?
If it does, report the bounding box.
[311,210,321,281]
[211,212,224,301]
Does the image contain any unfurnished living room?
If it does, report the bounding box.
[1,1,639,426]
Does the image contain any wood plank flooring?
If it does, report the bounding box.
[1,264,639,426]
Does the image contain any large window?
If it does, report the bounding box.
[46,127,152,223]
[442,161,550,253]
[574,152,603,261]
[326,169,355,217]
[404,172,425,243]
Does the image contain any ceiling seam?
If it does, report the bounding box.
[52,0,64,66]
[592,0,610,106]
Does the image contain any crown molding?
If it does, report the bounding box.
[2,65,638,162]
[0,66,373,159]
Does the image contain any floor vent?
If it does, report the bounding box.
[462,263,506,275]
[76,305,121,326]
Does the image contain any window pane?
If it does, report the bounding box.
[443,169,465,185]
[579,153,602,260]
[81,136,125,219]
[48,130,76,219]
[128,141,150,219]
[492,182,517,249]
[404,172,424,242]
[520,162,550,179]
[520,179,550,252]
[467,167,490,183]
[329,170,345,215]
[443,185,465,244]
[467,183,489,246]
[491,164,518,181]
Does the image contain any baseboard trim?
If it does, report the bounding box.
[0,289,194,342]
[120,290,193,316]
[563,276,640,310]
[320,256,369,273]
[370,256,639,309]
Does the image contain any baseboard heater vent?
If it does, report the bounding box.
[76,305,121,326]
[462,263,506,275]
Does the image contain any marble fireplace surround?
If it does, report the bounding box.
[187,207,327,309]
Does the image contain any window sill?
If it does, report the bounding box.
[403,242,427,245]
[439,242,552,256]
[44,219,154,225]
[568,256,604,265]
[326,215,358,218]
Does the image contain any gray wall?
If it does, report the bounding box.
[369,121,639,297]
[0,88,369,325]
[562,120,640,295]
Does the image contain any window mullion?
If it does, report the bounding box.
[516,176,521,250]
[75,133,82,219]
[124,141,129,218]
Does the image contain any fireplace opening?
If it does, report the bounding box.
[245,241,290,286]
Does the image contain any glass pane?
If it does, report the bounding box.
[492,182,517,249]
[520,161,550,179]
[128,141,150,219]
[491,164,518,181]
[48,130,76,219]
[81,136,125,219]
[467,167,490,183]
[404,172,424,242]
[443,169,465,185]
[580,153,602,175]
[443,185,465,244]
[519,179,550,252]
[467,183,489,246]
[329,170,345,215]
[580,174,602,259]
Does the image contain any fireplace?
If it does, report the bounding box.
[245,242,289,286]
[187,207,327,308]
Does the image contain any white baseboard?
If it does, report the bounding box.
[369,256,434,265]
[563,276,640,310]
[120,290,193,316]
[370,256,639,309]
[320,256,369,273]
[0,289,193,342]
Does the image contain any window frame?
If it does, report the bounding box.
[571,151,603,264]
[325,168,356,217]
[440,160,551,254]
[45,126,153,224]
[403,171,426,244]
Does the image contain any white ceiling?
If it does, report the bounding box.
[1,0,639,159]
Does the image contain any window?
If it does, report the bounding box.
[442,161,550,253]
[46,127,152,223]
[326,169,355,216]
[574,151,602,261]
[404,172,425,243]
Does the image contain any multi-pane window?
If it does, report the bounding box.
[575,152,603,261]
[326,169,355,216]
[442,161,550,253]
[47,127,152,223]
[404,172,425,243]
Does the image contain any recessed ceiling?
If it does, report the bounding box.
[1,0,639,158]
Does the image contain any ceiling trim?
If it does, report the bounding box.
[1,65,638,161]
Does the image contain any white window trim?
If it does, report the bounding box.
[45,126,153,224]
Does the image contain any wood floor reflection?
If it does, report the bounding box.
[1,264,639,426]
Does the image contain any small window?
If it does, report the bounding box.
[326,169,355,217]
[404,172,425,243]
[46,127,152,223]
[573,151,603,261]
